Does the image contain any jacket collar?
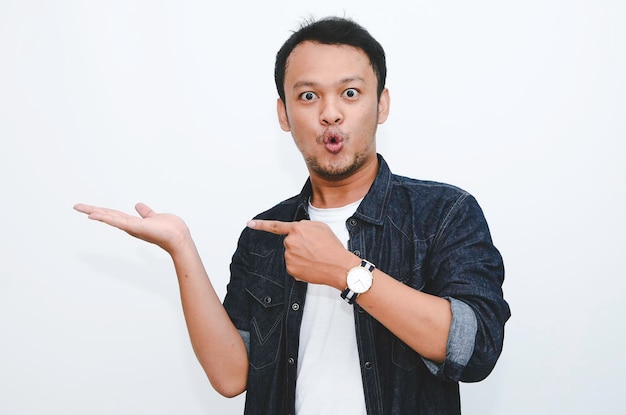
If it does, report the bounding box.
[293,154,392,226]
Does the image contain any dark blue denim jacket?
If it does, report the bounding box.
[223,155,510,415]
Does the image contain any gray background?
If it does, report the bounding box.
[1,0,624,413]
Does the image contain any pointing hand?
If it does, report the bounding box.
[247,219,356,288]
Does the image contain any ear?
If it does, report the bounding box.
[377,88,390,124]
[277,98,291,132]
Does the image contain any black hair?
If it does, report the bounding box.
[274,16,387,101]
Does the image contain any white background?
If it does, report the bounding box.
[1,1,624,413]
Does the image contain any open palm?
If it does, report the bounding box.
[74,202,191,254]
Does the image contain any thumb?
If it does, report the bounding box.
[135,203,156,218]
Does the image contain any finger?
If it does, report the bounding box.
[74,203,133,227]
[73,203,117,218]
[135,202,155,219]
[247,219,294,235]
[73,203,94,214]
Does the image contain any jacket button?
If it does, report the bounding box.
[291,303,300,311]
[364,361,373,369]
[263,296,272,304]
[349,218,358,226]
[288,357,295,365]
[353,249,361,257]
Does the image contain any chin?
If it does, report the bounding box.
[313,161,360,180]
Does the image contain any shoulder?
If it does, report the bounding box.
[252,193,302,222]
[378,156,472,204]
[233,193,302,256]
[382,173,490,238]
[389,173,473,206]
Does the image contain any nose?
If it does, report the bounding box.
[320,97,343,125]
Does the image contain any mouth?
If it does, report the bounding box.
[322,131,344,154]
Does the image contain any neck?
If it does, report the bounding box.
[309,157,378,209]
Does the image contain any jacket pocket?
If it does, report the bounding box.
[246,278,284,370]
[391,337,418,371]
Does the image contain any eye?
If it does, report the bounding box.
[343,88,360,99]
[299,91,318,101]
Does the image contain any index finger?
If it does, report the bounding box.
[73,203,97,214]
[247,219,294,235]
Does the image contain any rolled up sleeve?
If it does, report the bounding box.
[421,297,477,377]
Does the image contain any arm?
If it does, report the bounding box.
[246,219,451,363]
[422,194,509,381]
[74,203,248,397]
[345,265,452,364]
[247,197,509,380]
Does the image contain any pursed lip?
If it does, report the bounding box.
[321,129,345,154]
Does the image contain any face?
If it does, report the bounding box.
[277,41,390,181]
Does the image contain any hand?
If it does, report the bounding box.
[247,219,357,289]
[74,203,192,255]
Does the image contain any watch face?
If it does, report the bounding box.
[347,266,373,294]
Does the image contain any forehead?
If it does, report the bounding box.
[284,41,375,86]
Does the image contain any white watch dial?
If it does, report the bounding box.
[347,266,373,294]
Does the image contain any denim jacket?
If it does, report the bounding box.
[223,155,510,415]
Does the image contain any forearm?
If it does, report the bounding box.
[170,239,248,397]
[73,203,249,393]
[356,269,452,363]
[322,251,452,363]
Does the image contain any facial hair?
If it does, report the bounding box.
[303,132,374,181]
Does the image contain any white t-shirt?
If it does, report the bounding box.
[295,199,367,415]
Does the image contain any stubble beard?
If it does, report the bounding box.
[305,150,369,181]
[301,114,379,181]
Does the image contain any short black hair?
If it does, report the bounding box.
[274,16,387,102]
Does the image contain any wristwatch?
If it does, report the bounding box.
[340,260,375,304]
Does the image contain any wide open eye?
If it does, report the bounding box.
[343,88,360,99]
[299,91,318,101]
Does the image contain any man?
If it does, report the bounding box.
[75,16,510,415]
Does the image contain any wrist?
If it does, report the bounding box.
[331,251,362,291]
[341,259,376,305]
[168,230,196,259]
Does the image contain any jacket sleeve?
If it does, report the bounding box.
[425,193,510,382]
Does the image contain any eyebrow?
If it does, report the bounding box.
[292,76,365,91]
